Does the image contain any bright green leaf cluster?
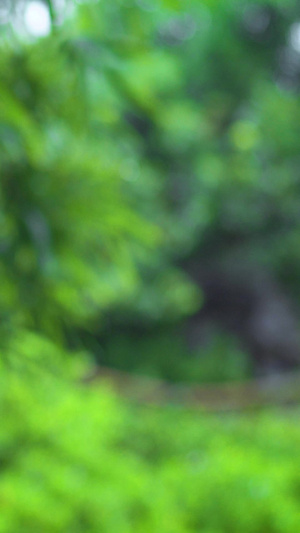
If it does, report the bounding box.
[0,357,299,532]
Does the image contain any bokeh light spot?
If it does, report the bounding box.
[24,1,51,37]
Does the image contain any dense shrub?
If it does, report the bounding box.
[0,340,300,532]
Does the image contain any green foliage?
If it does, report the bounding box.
[103,327,251,383]
[1,3,300,531]
[0,356,300,532]
[2,0,300,352]
[0,36,163,337]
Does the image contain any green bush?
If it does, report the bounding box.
[102,326,251,383]
[0,340,300,533]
